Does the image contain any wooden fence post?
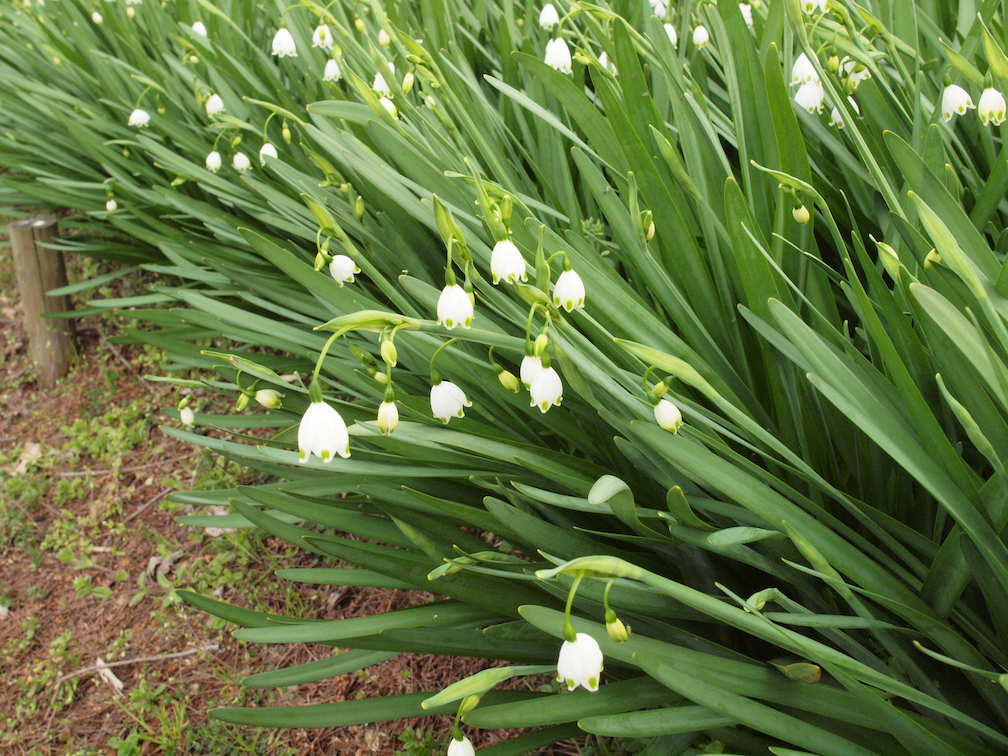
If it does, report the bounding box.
[8,215,76,387]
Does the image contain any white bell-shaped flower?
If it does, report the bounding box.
[312,24,333,49]
[739,3,753,26]
[652,0,666,18]
[520,354,542,389]
[272,28,297,57]
[530,364,562,412]
[205,93,224,116]
[801,0,826,12]
[557,633,603,692]
[377,400,398,435]
[539,3,559,29]
[324,58,342,82]
[598,51,616,74]
[128,108,150,127]
[329,254,360,285]
[545,37,572,74]
[840,56,870,90]
[654,399,683,432]
[979,87,1007,126]
[105,199,117,212]
[378,29,391,48]
[298,400,350,462]
[790,52,818,86]
[233,152,252,173]
[205,150,222,172]
[490,239,526,284]
[180,407,195,427]
[829,96,859,128]
[430,380,471,423]
[792,204,811,224]
[447,735,476,756]
[191,21,207,36]
[373,72,391,97]
[794,80,825,114]
[259,143,278,165]
[255,389,282,409]
[664,23,677,47]
[692,25,709,49]
[437,284,473,329]
[553,269,585,312]
[941,84,974,122]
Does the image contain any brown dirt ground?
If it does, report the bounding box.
[0,242,585,756]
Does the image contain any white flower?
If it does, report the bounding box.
[437,284,473,329]
[255,389,282,408]
[205,150,222,172]
[829,96,859,128]
[92,11,102,23]
[692,25,709,49]
[739,3,753,26]
[942,84,974,122]
[530,365,562,412]
[378,29,391,48]
[180,407,195,427]
[654,399,682,432]
[801,0,826,12]
[127,108,150,127]
[652,0,666,18]
[329,254,360,285]
[557,633,603,692]
[979,87,1007,126]
[312,24,333,49]
[105,199,117,212]
[377,400,398,435]
[191,21,207,36]
[324,59,342,82]
[373,72,391,97]
[272,28,297,57]
[430,381,471,423]
[447,736,476,756]
[792,204,811,224]
[545,37,572,75]
[520,354,542,389]
[553,269,585,312]
[233,152,251,173]
[490,239,526,284]
[841,56,870,90]
[794,80,825,114]
[379,96,398,119]
[298,400,350,462]
[664,23,677,47]
[539,3,559,29]
[790,52,818,86]
[205,93,224,116]
[259,142,278,165]
[598,51,616,74]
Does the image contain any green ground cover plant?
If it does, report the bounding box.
[2,0,1008,753]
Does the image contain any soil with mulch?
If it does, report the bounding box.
[0,252,580,755]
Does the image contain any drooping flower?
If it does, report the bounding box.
[180,407,195,427]
[829,96,859,128]
[520,354,542,389]
[329,254,360,285]
[979,87,1007,126]
[557,633,603,692]
[233,152,252,173]
[298,400,350,462]
[205,93,224,116]
[312,24,333,49]
[941,84,974,122]
[430,380,472,423]
[801,0,826,13]
[794,80,825,114]
[127,108,150,127]
[379,96,398,119]
[377,400,399,435]
[545,37,572,74]
[553,269,585,312]
[324,58,342,82]
[840,56,870,91]
[92,11,102,23]
[530,364,563,412]
[378,28,391,48]
[739,3,753,27]
[790,52,818,86]
[692,25,709,49]
[447,735,476,756]
[205,150,222,172]
[272,28,297,57]
[539,3,559,29]
[664,23,677,47]
[793,204,811,224]
[191,20,207,36]
[255,389,282,409]
[259,143,278,166]
[437,284,473,329]
[490,239,527,284]
[654,399,682,432]
[652,1,666,18]
[598,51,616,74]
[105,199,117,212]
[373,72,391,97]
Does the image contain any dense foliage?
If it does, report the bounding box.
[2,0,1008,753]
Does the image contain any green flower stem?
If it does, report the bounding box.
[562,570,586,643]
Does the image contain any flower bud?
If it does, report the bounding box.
[282,123,291,144]
[497,369,520,393]
[378,28,390,48]
[354,196,364,221]
[235,392,249,411]
[380,338,398,367]
[792,204,811,224]
[377,399,399,435]
[355,18,364,32]
[534,333,549,358]
[230,135,242,149]
[91,11,102,23]
[606,613,629,643]
[126,6,134,17]
[180,407,195,427]
[924,249,942,270]
[314,251,326,270]
[374,370,389,384]
[105,199,117,212]
[827,55,839,74]
[190,55,199,64]
[402,71,414,95]
[255,389,283,409]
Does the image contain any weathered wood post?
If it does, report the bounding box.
[8,215,76,387]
